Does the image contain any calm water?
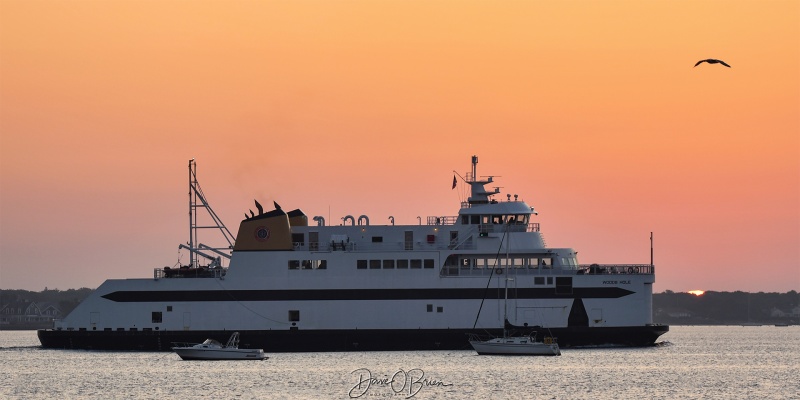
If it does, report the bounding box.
[1,326,798,399]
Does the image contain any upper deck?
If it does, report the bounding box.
[165,156,655,280]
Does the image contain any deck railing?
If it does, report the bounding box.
[577,264,654,275]
[154,266,227,279]
[294,240,478,252]
[426,216,459,225]
[440,263,654,277]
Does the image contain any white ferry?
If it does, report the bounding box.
[38,156,668,351]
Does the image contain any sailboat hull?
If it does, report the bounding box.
[469,339,561,356]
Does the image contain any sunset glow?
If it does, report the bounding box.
[688,290,706,297]
[0,1,797,292]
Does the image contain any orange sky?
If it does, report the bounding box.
[1,0,798,292]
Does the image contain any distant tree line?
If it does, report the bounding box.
[654,290,799,325]
[2,288,798,328]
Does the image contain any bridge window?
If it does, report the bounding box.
[424,259,434,269]
[369,260,381,269]
[357,260,367,269]
[397,260,409,269]
[383,260,395,269]
[151,312,162,323]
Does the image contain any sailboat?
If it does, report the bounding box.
[468,224,561,356]
[468,327,560,356]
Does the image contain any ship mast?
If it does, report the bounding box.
[466,155,500,206]
[186,159,235,267]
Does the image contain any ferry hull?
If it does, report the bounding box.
[38,325,667,352]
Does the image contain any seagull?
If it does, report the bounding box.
[694,59,731,68]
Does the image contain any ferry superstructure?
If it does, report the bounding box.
[38,156,668,351]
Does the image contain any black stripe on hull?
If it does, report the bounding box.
[38,325,668,352]
[100,287,634,302]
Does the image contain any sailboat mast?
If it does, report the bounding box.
[503,222,510,337]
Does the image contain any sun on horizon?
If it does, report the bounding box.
[688,290,706,296]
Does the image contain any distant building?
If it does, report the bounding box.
[770,307,787,318]
[0,300,62,327]
[770,306,800,319]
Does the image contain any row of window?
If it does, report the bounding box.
[357,259,435,269]
[446,256,579,269]
[460,214,530,225]
[456,257,555,269]
[287,259,438,270]
[288,260,328,270]
[286,258,577,271]
[2,308,58,315]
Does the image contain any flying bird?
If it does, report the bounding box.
[694,59,731,68]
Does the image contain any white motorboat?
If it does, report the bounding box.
[172,332,266,360]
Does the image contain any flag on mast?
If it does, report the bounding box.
[452,175,457,190]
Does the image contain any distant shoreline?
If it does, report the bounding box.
[3,289,798,329]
